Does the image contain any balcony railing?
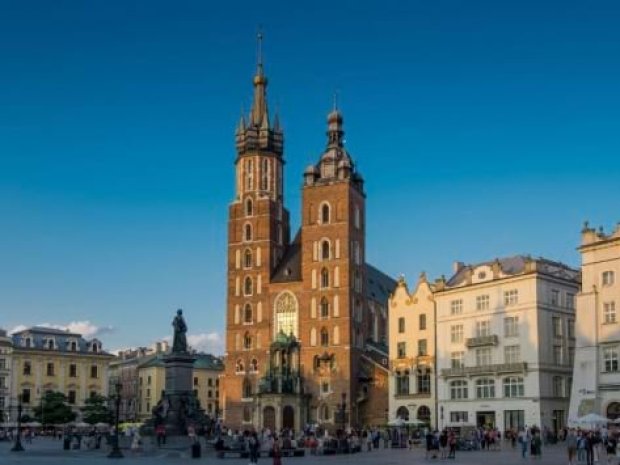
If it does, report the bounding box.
[441,362,528,378]
[465,335,499,348]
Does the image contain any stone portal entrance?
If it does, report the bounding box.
[283,405,295,429]
[263,406,276,430]
[607,402,620,420]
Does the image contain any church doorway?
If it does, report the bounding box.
[263,406,276,430]
[283,405,295,429]
[607,402,620,420]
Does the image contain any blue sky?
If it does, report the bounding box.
[1,1,619,353]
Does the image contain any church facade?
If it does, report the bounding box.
[221,52,395,432]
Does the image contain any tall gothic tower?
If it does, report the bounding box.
[222,43,290,426]
[299,108,368,425]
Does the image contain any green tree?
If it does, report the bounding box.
[33,391,76,425]
[81,394,113,425]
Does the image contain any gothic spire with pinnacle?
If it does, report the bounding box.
[250,31,269,128]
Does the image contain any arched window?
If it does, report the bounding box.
[235,359,245,373]
[244,277,253,296]
[320,327,329,347]
[250,358,258,373]
[321,240,330,260]
[319,404,330,422]
[313,355,320,370]
[450,380,468,400]
[476,378,495,398]
[274,291,299,338]
[354,270,361,292]
[244,223,252,242]
[242,379,253,398]
[321,268,329,288]
[245,159,254,191]
[244,249,252,268]
[260,158,269,191]
[244,304,253,323]
[321,203,330,224]
[243,406,252,422]
[320,297,329,318]
[503,377,524,398]
[417,406,431,423]
[396,406,409,421]
[243,332,252,350]
[245,198,253,216]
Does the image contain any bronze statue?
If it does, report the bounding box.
[172,309,188,353]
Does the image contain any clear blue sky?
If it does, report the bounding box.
[1,1,619,353]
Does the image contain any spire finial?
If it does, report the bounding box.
[257,27,264,72]
[333,90,339,112]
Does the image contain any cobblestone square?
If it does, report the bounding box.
[0,437,578,465]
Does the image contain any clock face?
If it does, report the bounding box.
[275,291,298,338]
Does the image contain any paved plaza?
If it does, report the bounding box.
[0,438,579,465]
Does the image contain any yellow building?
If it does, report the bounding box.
[388,273,437,428]
[136,353,223,420]
[0,329,13,421]
[10,326,114,418]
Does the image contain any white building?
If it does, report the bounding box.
[435,256,580,433]
[569,223,620,422]
[0,329,12,422]
[388,273,436,428]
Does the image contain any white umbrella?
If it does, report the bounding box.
[613,418,620,425]
[388,418,406,427]
[25,421,42,427]
[573,413,610,427]
[406,419,426,426]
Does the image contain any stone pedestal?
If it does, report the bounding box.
[164,352,196,394]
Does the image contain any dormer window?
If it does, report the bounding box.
[70,341,78,352]
[23,337,33,348]
[46,339,55,350]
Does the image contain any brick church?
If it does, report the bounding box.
[222,45,396,432]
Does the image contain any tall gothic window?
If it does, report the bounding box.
[243,332,252,350]
[260,158,269,191]
[321,240,330,260]
[244,224,252,242]
[320,297,329,318]
[274,291,299,338]
[320,268,329,288]
[243,378,253,398]
[321,203,330,224]
[245,159,254,191]
[244,277,253,296]
[245,198,253,216]
[244,304,253,323]
[320,327,329,347]
[244,249,252,268]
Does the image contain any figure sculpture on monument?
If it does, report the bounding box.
[172,308,188,353]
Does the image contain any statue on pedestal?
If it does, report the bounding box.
[172,309,188,353]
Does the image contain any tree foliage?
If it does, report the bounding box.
[33,391,76,425]
[81,394,113,425]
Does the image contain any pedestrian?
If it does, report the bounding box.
[566,428,578,465]
[586,432,595,465]
[605,434,617,465]
[272,436,282,465]
[440,429,448,459]
[249,432,260,465]
[448,430,456,459]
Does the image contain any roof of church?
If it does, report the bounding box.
[271,233,397,301]
[271,230,303,283]
[365,264,397,303]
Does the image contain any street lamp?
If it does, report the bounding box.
[108,380,123,459]
[339,392,347,434]
[10,394,24,452]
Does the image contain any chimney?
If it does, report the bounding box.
[453,261,465,273]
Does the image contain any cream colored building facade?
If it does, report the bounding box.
[9,326,114,419]
[136,353,223,421]
[435,256,580,433]
[388,273,436,428]
[569,223,620,422]
[0,329,13,422]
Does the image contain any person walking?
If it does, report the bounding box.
[566,429,578,465]
[272,436,281,465]
[248,432,260,465]
[518,428,528,459]
[605,434,617,465]
[447,430,457,459]
[586,432,595,465]
[440,429,448,459]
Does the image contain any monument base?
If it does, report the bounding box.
[142,352,213,437]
